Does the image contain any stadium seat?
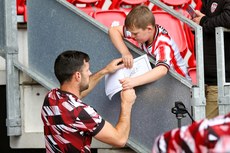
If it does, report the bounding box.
[152,0,191,12]
[188,67,197,84]
[66,0,104,16]
[161,0,191,8]
[75,0,105,8]
[17,0,27,22]
[92,10,127,27]
[109,0,149,13]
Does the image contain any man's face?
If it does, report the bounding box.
[128,26,151,44]
[79,61,91,92]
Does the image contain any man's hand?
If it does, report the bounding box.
[119,77,136,90]
[94,88,136,147]
[120,88,136,106]
[104,58,124,74]
[192,10,205,25]
[122,53,133,69]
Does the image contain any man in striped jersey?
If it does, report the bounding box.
[41,50,136,153]
[152,112,230,153]
[109,5,191,90]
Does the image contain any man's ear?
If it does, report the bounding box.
[73,71,81,81]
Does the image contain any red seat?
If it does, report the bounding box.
[109,0,149,13]
[92,10,127,27]
[161,0,191,7]
[75,0,105,8]
[188,67,197,84]
[66,0,104,16]
[152,0,191,12]
[17,0,27,22]
[77,7,101,16]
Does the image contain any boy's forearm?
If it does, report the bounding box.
[134,66,168,86]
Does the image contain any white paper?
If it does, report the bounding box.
[105,54,152,100]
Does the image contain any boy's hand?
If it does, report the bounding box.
[119,77,136,90]
[122,53,133,69]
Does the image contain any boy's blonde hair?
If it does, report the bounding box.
[125,5,155,30]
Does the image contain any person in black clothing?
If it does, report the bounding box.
[193,0,230,118]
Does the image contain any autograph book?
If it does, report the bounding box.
[105,54,152,100]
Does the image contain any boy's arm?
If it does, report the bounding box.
[120,65,168,90]
[108,26,133,68]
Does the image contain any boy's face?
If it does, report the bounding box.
[128,25,153,44]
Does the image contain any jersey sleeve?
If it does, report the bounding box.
[123,26,132,38]
[154,44,171,70]
[77,105,105,136]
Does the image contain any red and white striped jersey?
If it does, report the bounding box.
[41,88,105,153]
[153,112,230,153]
[124,24,191,80]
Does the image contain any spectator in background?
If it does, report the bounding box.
[41,50,136,153]
[109,5,191,91]
[192,0,230,118]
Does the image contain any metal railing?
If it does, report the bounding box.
[216,27,230,115]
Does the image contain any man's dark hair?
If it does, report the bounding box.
[54,50,90,85]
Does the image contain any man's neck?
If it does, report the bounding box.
[60,83,80,98]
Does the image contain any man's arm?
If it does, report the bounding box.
[94,88,136,147]
[80,58,124,98]
[108,26,134,68]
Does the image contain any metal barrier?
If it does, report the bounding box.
[0,0,21,136]
[216,27,230,115]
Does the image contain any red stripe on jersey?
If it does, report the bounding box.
[156,41,187,77]
[171,56,186,77]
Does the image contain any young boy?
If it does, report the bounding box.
[108,5,191,90]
